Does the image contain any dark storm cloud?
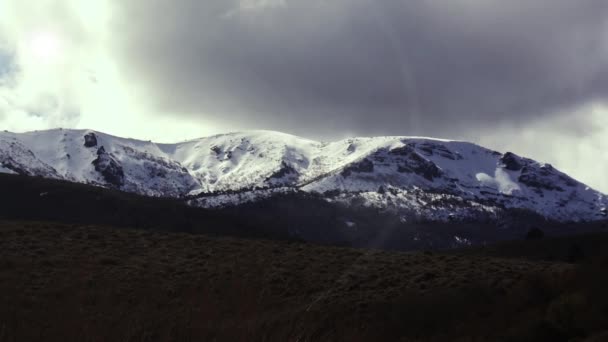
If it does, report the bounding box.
[111,0,608,138]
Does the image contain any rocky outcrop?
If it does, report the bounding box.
[389,147,442,181]
[341,158,374,177]
[389,145,415,156]
[92,146,124,187]
[500,152,525,171]
[84,133,98,148]
[415,142,463,160]
[518,164,577,192]
[211,146,222,155]
[266,162,298,182]
[398,154,442,181]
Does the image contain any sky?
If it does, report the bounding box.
[0,0,607,193]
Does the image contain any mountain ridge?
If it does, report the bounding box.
[1,128,606,223]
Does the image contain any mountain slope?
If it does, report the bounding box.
[1,128,606,222]
[0,129,200,197]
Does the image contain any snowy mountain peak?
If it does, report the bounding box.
[1,128,606,223]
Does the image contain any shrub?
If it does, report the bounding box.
[545,293,587,339]
[526,227,545,240]
[567,244,585,263]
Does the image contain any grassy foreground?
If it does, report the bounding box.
[1,220,608,341]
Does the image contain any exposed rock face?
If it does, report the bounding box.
[518,164,577,193]
[388,145,443,181]
[415,142,463,160]
[518,170,562,192]
[389,145,415,156]
[210,146,221,155]
[84,133,98,148]
[92,146,124,187]
[500,152,525,171]
[266,162,298,182]
[341,158,374,177]
[398,152,442,181]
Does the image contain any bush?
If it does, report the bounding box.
[567,244,585,263]
[526,227,545,240]
[545,293,587,338]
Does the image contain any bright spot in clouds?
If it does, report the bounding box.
[27,31,64,63]
[0,0,220,142]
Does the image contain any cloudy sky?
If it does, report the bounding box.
[0,0,607,192]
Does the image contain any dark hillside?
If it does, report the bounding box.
[456,223,608,263]
[2,173,605,251]
[0,173,294,240]
[2,220,608,341]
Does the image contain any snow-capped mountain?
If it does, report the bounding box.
[1,128,606,223]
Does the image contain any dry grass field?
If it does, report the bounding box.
[2,220,608,341]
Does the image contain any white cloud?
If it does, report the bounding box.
[239,0,286,11]
[0,0,218,142]
[223,0,286,17]
[477,103,608,193]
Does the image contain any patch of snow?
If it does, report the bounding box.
[454,236,472,246]
[476,168,521,195]
[0,165,16,174]
[1,128,607,223]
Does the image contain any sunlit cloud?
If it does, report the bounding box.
[0,0,218,142]
[26,30,64,63]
